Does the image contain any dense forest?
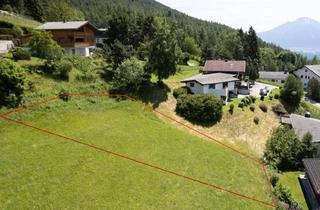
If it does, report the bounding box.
[0,0,310,74]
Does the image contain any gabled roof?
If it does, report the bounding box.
[181,73,239,85]
[36,21,98,31]
[203,60,246,73]
[303,158,320,196]
[305,65,320,78]
[281,114,320,143]
[259,71,289,80]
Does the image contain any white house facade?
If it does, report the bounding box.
[181,73,239,103]
[293,65,320,88]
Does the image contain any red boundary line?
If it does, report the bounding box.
[0,93,276,208]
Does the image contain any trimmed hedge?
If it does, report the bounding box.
[176,94,223,124]
[10,48,31,61]
[173,87,188,99]
[259,103,268,112]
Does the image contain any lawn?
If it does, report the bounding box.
[279,172,308,210]
[0,13,40,28]
[0,96,273,209]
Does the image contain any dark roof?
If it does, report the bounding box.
[203,60,246,73]
[306,65,320,77]
[259,71,289,80]
[303,159,320,196]
[281,114,320,143]
[181,73,239,85]
[37,21,98,31]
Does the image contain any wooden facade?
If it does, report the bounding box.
[47,24,97,48]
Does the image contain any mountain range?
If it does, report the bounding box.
[258,17,320,57]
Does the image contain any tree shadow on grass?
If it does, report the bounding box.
[109,81,170,109]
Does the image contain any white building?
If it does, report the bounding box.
[293,65,320,88]
[259,71,289,83]
[181,73,239,103]
[0,40,14,53]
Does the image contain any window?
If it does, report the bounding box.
[305,69,307,72]
[190,82,195,87]
[75,37,85,42]
[223,82,228,88]
[209,84,215,89]
[58,37,65,44]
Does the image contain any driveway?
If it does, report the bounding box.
[238,82,279,98]
[305,97,320,109]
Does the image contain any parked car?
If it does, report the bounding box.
[264,86,271,93]
[260,88,267,96]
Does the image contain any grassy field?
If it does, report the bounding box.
[0,13,40,28]
[279,172,308,210]
[0,95,273,209]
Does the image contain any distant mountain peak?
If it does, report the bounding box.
[258,17,320,54]
[295,17,319,24]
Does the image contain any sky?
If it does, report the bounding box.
[156,0,320,32]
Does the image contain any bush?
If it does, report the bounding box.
[173,87,188,99]
[53,60,73,81]
[113,57,145,91]
[250,105,255,112]
[272,104,287,115]
[176,94,223,124]
[259,103,268,112]
[260,95,265,101]
[249,95,257,103]
[75,71,98,82]
[253,116,260,124]
[269,95,273,100]
[270,171,279,187]
[229,103,235,114]
[264,126,317,170]
[307,78,320,102]
[238,102,244,108]
[274,93,280,99]
[280,75,304,107]
[274,184,300,209]
[29,30,64,60]
[10,47,31,61]
[0,59,26,107]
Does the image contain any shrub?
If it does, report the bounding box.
[264,126,317,170]
[250,105,255,112]
[259,103,268,112]
[229,103,235,114]
[0,59,26,107]
[270,171,279,187]
[75,71,98,82]
[307,78,320,102]
[272,104,287,115]
[113,57,145,91]
[29,30,64,60]
[253,116,260,124]
[176,94,223,124]
[10,47,31,61]
[249,95,256,103]
[269,95,273,100]
[53,60,73,81]
[280,75,304,107]
[274,93,280,99]
[260,95,265,101]
[274,184,300,209]
[238,102,244,108]
[173,87,188,99]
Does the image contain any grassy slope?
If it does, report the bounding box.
[0,65,273,208]
[0,13,40,28]
[0,98,272,209]
[157,66,280,156]
[279,172,308,210]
